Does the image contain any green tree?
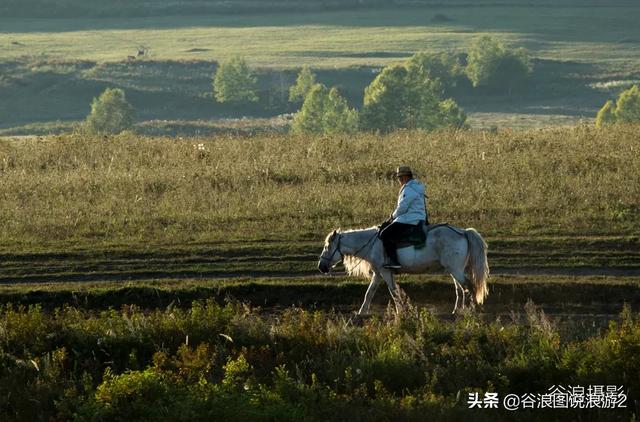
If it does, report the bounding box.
[406,52,464,94]
[595,85,640,128]
[323,87,359,134]
[595,100,617,128]
[213,56,258,103]
[614,85,640,123]
[291,84,358,134]
[434,98,467,129]
[466,35,532,94]
[289,65,317,103]
[85,87,136,135]
[361,64,466,133]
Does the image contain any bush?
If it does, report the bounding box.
[288,65,317,103]
[361,63,466,132]
[0,301,639,420]
[291,84,358,134]
[213,56,259,104]
[465,35,532,94]
[84,88,136,135]
[596,85,640,128]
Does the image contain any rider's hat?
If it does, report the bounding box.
[395,166,413,178]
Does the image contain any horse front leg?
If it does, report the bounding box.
[358,272,383,315]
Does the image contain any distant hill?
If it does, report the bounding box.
[2,0,637,18]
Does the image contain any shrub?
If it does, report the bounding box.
[465,35,532,94]
[361,63,466,132]
[291,84,358,134]
[288,65,317,103]
[213,56,259,103]
[0,302,639,420]
[597,85,640,127]
[84,88,136,135]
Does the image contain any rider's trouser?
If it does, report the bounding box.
[378,222,416,264]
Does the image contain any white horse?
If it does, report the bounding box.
[317,225,489,314]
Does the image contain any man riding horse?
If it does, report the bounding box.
[317,165,489,314]
[379,166,429,269]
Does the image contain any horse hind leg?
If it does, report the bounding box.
[449,269,473,314]
[451,275,462,314]
[377,268,404,315]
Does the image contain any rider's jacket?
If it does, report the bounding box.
[391,179,427,225]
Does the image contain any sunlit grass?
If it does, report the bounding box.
[1,6,639,69]
[0,125,638,247]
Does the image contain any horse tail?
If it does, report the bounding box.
[464,228,490,305]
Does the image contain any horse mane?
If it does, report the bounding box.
[339,227,377,279]
[343,255,373,278]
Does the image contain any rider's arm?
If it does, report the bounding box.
[392,187,417,219]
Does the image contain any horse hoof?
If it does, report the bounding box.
[352,313,374,325]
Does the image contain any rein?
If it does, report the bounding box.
[321,231,379,271]
[320,233,344,267]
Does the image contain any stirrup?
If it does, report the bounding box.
[383,261,402,269]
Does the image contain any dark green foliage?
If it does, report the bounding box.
[406,51,465,94]
[466,36,533,94]
[213,56,259,104]
[0,301,637,420]
[361,63,466,132]
[84,87,136,135]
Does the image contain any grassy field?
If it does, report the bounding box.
[0,125,638,309]
[0,126,639,419]
[1,5,640,131]
[2,7,640,68]
[1,126,638,247]
[2,6,640,417]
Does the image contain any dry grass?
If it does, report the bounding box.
[0,125,638,246]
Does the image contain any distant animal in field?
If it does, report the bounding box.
[137,45,149,57]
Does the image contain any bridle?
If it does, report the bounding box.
[320,230,379,271]
[320,233,344,269]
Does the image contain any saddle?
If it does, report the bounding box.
[396,222,456,250]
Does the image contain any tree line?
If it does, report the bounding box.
[84,35,640,135]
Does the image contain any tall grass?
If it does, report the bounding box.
[0,125,638,247]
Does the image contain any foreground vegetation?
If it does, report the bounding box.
[0,300,637,420]
[0,126,638,247]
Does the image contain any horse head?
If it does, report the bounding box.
[318,229,342,273]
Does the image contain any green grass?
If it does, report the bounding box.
[0,235,638,285]
[2,7,640,69]
[0,274,638,315]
